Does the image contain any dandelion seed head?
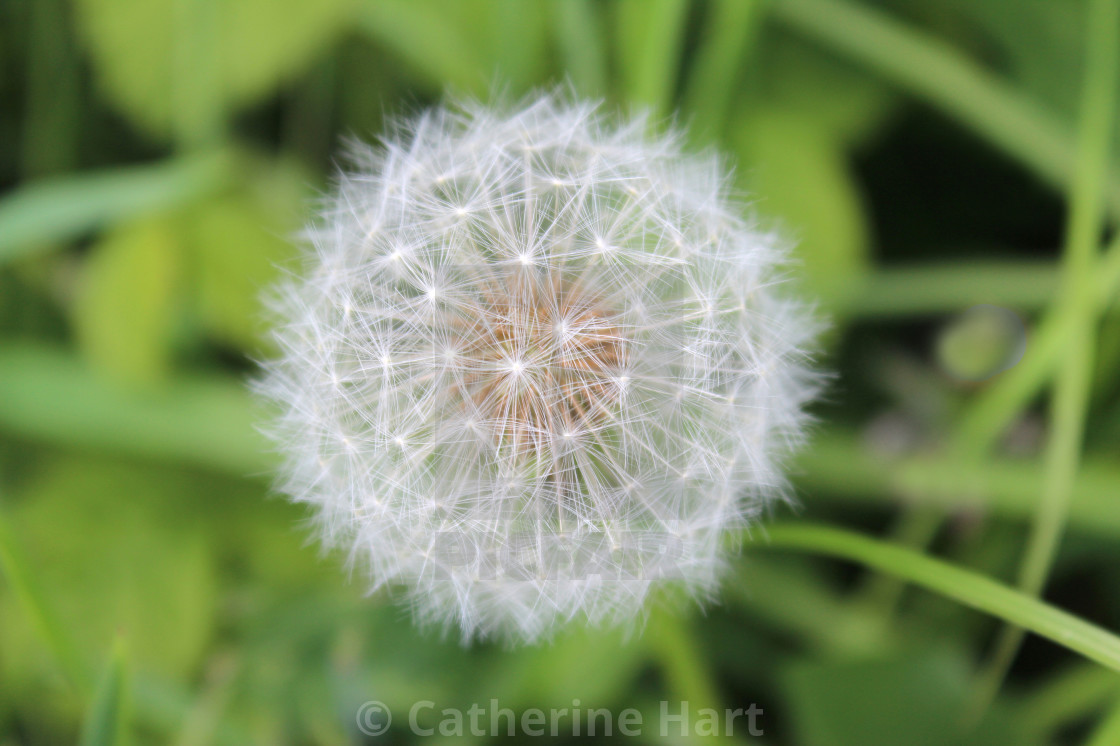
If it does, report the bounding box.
[257,93,821,643]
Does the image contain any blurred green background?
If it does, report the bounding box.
[2,0,1120,743]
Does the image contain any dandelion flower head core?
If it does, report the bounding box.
[259,94,820,643]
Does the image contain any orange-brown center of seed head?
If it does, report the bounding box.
[455,271,626,456]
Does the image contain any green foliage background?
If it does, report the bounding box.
[1,0,1120,743]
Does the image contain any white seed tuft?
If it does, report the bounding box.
[257,93,821,643]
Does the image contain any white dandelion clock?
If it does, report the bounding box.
[258,94,820,643]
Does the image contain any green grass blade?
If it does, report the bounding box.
[681,0,763,143]
[796,430,1120,538]
[0,150,230,265]
[79,638,130,746]
[770,0,1120,215]
[646,608,734,743]
[616,0,690,116]
[972,0,1120,711]
[757,524,1120,672]
[0,343,272,476]
[551,0,609,97]
[952,232,1120,453]
[1019,666,1119,740]
[952,133,1120,454]
[22,0,80,177]
[839,260,1058,318]
[773,0,1120,446]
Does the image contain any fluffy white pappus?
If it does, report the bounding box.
[257,93,821,644]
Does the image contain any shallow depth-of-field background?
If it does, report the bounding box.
[3,0,1120,743]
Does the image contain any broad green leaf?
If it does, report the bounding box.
[73,0,352,141]
[733,108,870,303]
[182,157,307,351]
[0,458,217,685]
[0,505,91,693]
[72,217,182,384]
[79,639,129,746]
[783,651,965,746]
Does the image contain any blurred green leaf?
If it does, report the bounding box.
[484,627,647,710]
[797,429,1120,538]
[783,651,964,746]
[360,0,548,96]
[615,0,689,114]
[936,304,1026,381]
[770,0,1119,213]
[646,608,732,743]
[0,504,92,693]
[1019,664,1120,740]
[79,638,129,746]
[682,0,764,143]
[727,556,897,656]
[340,605,479,718]
[187,194,296,351]
[970,0,1120,712]
[464,0,549,94]
[760,35,897,146]
[73,0,352,140]
[0,152,229,265]
[0,458,217,683]
[134,668,252,746]
[952,230,1120,455]
[838,260,1057,317]
[73,217,182,384]
[1087,697,1120,746]
[0,343,272,476]
[356,0,486,93]
[782,649,1038,746]
[551,0,609,97]
[734,108,870,302]
[924,0,1084,117]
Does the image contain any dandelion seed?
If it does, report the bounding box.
[257,93,821,643]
